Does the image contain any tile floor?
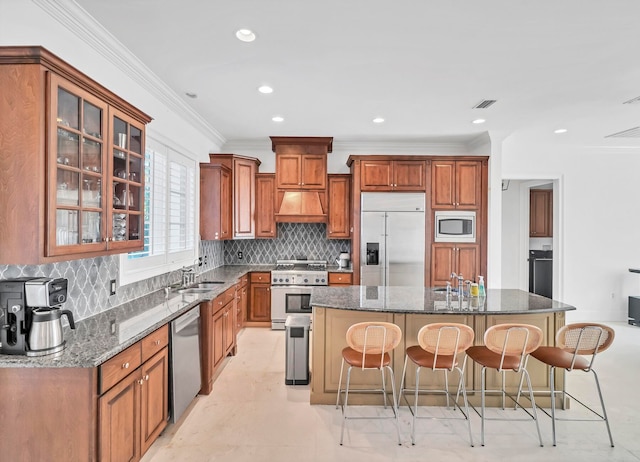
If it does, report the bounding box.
[143,321,640,462]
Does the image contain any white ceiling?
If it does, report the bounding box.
[75,0,640,148]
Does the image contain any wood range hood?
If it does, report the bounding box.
[271,136,333,223]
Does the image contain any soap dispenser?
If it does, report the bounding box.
[478,276,486,297]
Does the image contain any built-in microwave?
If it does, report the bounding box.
[434,211,476,242]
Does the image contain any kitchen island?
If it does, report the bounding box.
[309,286,576,407]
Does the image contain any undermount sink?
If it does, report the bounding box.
[432,287,459,293]
[196,281,226,287]
[177,287,215,294]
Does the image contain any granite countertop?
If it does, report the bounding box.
[0,265,274,368]
[310,286,576,315]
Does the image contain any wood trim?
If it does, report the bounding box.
[270,136,333,153]
[0,46,151,124]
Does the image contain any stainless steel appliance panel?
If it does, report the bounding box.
[170,306,201,423]
[386,210,425,286]
[360,193,425,287]
[360,212,386,286]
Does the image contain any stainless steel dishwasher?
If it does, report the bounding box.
[170,306,201,423]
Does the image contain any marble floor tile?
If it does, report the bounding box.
[142,322,640,462]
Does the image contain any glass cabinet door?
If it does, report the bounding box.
[110,109,144,250]
[48,75,108,255]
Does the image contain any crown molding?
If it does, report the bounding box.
[33,0,226,149]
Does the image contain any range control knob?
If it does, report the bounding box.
[321,278,326,283]
[304,278,309,283]
[285,278,290,283]
[315,278,320,283]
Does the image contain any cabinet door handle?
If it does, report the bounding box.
[144,374,149,381]
[154,340,161,346]
[138,379,144,385]
[122,362,130,369]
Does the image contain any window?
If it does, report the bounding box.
[119,138,197,285]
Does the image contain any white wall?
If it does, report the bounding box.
[502,136,640,322]
[1,0,223,160]
[501,179,524,289]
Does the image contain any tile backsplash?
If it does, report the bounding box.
[222,223,351,264]
[0,223,350,322]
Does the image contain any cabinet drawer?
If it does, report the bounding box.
[141,325,169,362]
[213,287,236,313]
[329,272,353,285]
[100,343,142,393]
[250,272,270,284]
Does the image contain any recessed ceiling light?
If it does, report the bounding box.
[272,116,284,122]
[258,85,273,94]
[554,128,568,134]
[373,117,385,124]
[235,29,256,42]
[472,118,486,124]
[185,92,198,99]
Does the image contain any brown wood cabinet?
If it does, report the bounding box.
[275,153,327,190]
[530,189,553,237]
[255,173,276,238]
[200,154,260,240]
[430,243,480,287]
[248,272,271,322]
[327,174,351,238]
[431,160,481,209]
[200,164,232,240]
[99,326,169,462]
[359,159,426,191]
[0,46,151,264]
[200,287,237,394]
[328,272,353,286]
[236,275,248,330]
[233,157,258,238]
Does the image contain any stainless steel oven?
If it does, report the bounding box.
[270,259,328,330]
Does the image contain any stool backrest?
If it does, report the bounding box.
[484,323,543,371]
[417,323,474,371]
[557,323,614,371]
[557,323,614,355]
[345,322,402,367]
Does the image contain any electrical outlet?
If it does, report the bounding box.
[109,279,117,296]
[204,255,208,265]
[238,251,243,260]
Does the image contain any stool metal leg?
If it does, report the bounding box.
[339,366,353,445]
[336,357,345,409]
[592,369,614,447]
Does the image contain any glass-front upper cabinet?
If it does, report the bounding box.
[109,107,145,251]
[48,74,108,256]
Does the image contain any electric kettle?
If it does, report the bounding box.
[27,307,76,356]
[336,252,351,269]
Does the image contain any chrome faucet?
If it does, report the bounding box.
[450,272,465,296]
[180,266,197,288]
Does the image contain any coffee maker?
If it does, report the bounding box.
[0,277,72,356]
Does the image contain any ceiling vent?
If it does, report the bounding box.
[623,96,640,105]
[473,99,497,109]
[605,127,640,138]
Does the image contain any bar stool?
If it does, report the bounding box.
[336,321,403,445]
[398,323,475,446]
[466,323,544,446]
[526,323,615,447]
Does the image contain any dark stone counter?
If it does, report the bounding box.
[310,286,576,315]
[0,265,273,368]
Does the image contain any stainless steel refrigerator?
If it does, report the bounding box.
[360,192,425,286]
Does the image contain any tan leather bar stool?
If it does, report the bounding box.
[466,323,544,446]
[336,321,403,445]
[398,323,475,446]
[527,323,615,447]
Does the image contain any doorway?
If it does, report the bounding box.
[500,177,561,300]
